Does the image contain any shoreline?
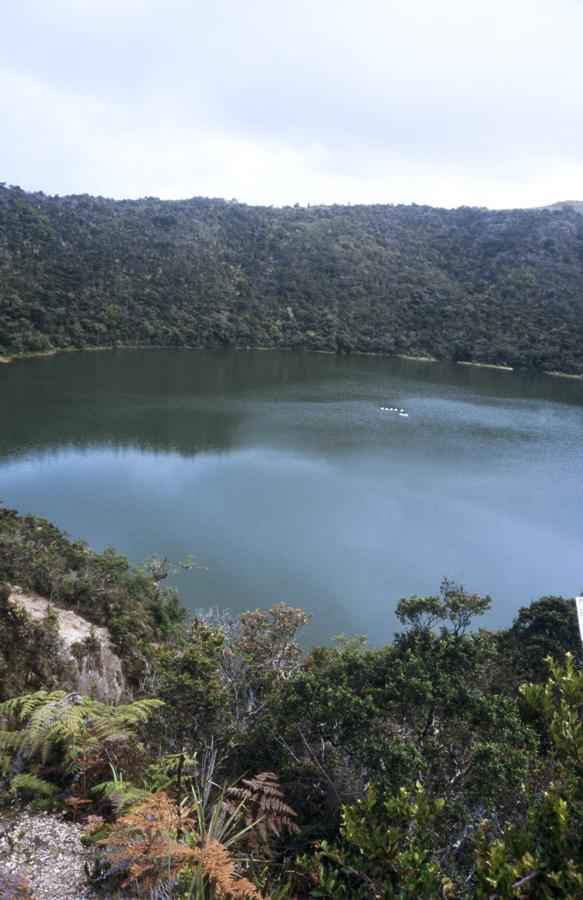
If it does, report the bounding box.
[543,369,583,381]
[0,344,582,379]
[0,346,115,363]
[456,360,514,372]
[397,354,437,363]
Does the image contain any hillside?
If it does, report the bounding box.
[540,200,583,213]
[1,185,583,372]
[1,505,583,895]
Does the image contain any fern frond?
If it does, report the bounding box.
[192,838,262,898]
[0,690,164,799]
[0,690,67,721]
[98,792,196,892]
[0,730,21,752]
[226,772,299,849]
[94,776,149,814]
[10,772,57,797]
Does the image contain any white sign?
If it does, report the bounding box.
[576,596,583,645]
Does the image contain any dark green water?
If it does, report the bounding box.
[1,349,582,645]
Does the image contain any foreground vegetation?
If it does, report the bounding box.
[1,504,582,897]
[2,185,583,373]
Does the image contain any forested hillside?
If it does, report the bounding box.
[1,184,583,372]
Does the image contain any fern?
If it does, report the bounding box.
[0,689,163,798]
[226,772,299,853]
[9,771,56,797]
[94,765,150,814]
[189,838,262,898]
[98,791,196,892]
[99,790,263,897]
[0,690,67,720]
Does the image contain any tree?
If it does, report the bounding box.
[396,579,492,638]
[501,595,581,681]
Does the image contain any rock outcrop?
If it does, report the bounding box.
[8,586,126,704]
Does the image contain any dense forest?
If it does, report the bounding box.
[1,504,582,897]
[1,185,583,374]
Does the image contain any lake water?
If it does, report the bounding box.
[1,349,582,645]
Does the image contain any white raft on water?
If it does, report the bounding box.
[380,406,409,416]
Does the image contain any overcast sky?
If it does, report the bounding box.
[1,0,582,208]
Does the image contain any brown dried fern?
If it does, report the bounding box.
[98,790,264,898]
[192,838,262,898]
[226,771,299,855]
[98,791,195,891]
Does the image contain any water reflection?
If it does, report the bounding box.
[0,349,582,645]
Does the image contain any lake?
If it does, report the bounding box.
[1,349,582,645]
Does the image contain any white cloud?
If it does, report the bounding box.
[1,0,582,206]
